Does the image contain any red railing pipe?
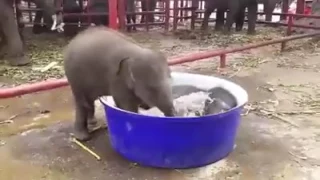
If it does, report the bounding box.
[108,0,118,29]
[1,32,320,99]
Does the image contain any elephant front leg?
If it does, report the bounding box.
[235,9,245,32]
[87,101,101,133]
[201,8,214,31]
[224,11,236,34]
[215,9,225,31]
[264,1,276,22]
[140,1,147,23]
[126,15,133,31]
[1,4,30,66]
[32,10,45,34]
[113,97,139,113]
[247,3,258,35]
[0,30,7,59]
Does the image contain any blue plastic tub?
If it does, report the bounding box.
[99,72,248,169]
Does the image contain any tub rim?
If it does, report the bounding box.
[99,72,248,121]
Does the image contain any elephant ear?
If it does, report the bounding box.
[117,57,136,89]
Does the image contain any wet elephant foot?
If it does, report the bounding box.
[74,128,91,141]
[88,117,101,132]
[8,55,31,66]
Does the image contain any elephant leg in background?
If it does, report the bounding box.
[264,0,277,22]
[201,7,215,30]
[0,29,7,59]
[32,10,46,34]
[63,0,83,37]
[91,15,109,26]
[147,0,156,23]
[247,2,257,34]
[14,8,25,44]
[140,0,157,23]
[86,0,109,26]
[224,1,239,34]
[0,1,30,66]
[215,9,225,31]
[235,8,245,31]
[126,0,137,31]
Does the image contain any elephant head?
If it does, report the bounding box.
[116,50,177,117]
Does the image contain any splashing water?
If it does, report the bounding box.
[139,92,211,117]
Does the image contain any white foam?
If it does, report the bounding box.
[140,91,210,117]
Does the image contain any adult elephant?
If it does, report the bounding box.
[201,0,258,34]
[0,0,63,66]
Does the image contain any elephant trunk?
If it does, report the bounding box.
[153,81,177,117]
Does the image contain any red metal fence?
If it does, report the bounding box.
[16,0,312,32]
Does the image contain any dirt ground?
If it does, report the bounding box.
[1,26,320,180]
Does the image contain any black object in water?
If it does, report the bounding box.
[172,85,238,115]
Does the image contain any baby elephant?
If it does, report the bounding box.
[172,85,237,115]
[64,27,176,141]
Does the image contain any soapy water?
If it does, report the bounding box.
[140,91,227,117]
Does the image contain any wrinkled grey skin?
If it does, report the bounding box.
[0,0,62,66]
[201,0,258,34]
[172,85,237,115]
[64,27,176,141]
[85,0,137,31]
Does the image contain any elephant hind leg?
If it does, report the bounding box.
[73,94,95,141]
[247,3,258,35]
[201,8,214,31]
[0,2,30,66]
